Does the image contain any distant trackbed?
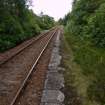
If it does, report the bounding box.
[0,27,59,105]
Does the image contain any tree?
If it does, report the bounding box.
[0,0,55,52]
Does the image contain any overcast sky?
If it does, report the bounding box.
[31,0,73,21]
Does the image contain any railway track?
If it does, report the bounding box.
[0,28,59,105]
[0,27,56,66]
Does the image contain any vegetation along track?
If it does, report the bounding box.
[0,28,59,105]
[0,27,55,66]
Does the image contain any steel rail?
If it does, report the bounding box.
[10,29,58,105]
[0,28,56,66]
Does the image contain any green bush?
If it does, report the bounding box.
[1,14,24,35]
[88,3,105,47]
[88,72,105,104]
[0,0,55,52]
[65,32,105,105]
[63,0,105,104]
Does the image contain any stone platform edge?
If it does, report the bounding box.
[40,30,65,105]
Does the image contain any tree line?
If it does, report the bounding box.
[0,0,55,52]
[61,0,105,105]
[63,0,105,47]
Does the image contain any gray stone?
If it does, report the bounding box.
[50,55,60,62]
[48,67,64,73]
[49,55,62,68]
[41,90,65,103]
[48,64,58,70]
[54,43,60,48]
[48,64,60,70]
[40,30,65,105]
[46,72,65,88]
[48,68,58,73]
[40,103,64,105]
[52,48,59,53]
[58,67,65,73]
[44,73,64,90]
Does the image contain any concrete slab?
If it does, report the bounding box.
[50,55,61,63]
[40,103,64,105]
[46,72,64,82]
[40,30,65,105]
[44,73,64,90]
[41,90,64,103]
[58,67,65,73]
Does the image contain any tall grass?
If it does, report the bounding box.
[64,30,105,105]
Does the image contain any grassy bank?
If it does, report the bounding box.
[61,33,105,105]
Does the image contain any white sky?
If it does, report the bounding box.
[31,0,73,21]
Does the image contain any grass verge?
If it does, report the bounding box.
[61,34,102,105]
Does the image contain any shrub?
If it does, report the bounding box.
[1,14,24,35]
[88,3,105,47]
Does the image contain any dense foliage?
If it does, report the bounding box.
[0,0,55,52]
[63,0,105,105]
[65,0,105,47]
